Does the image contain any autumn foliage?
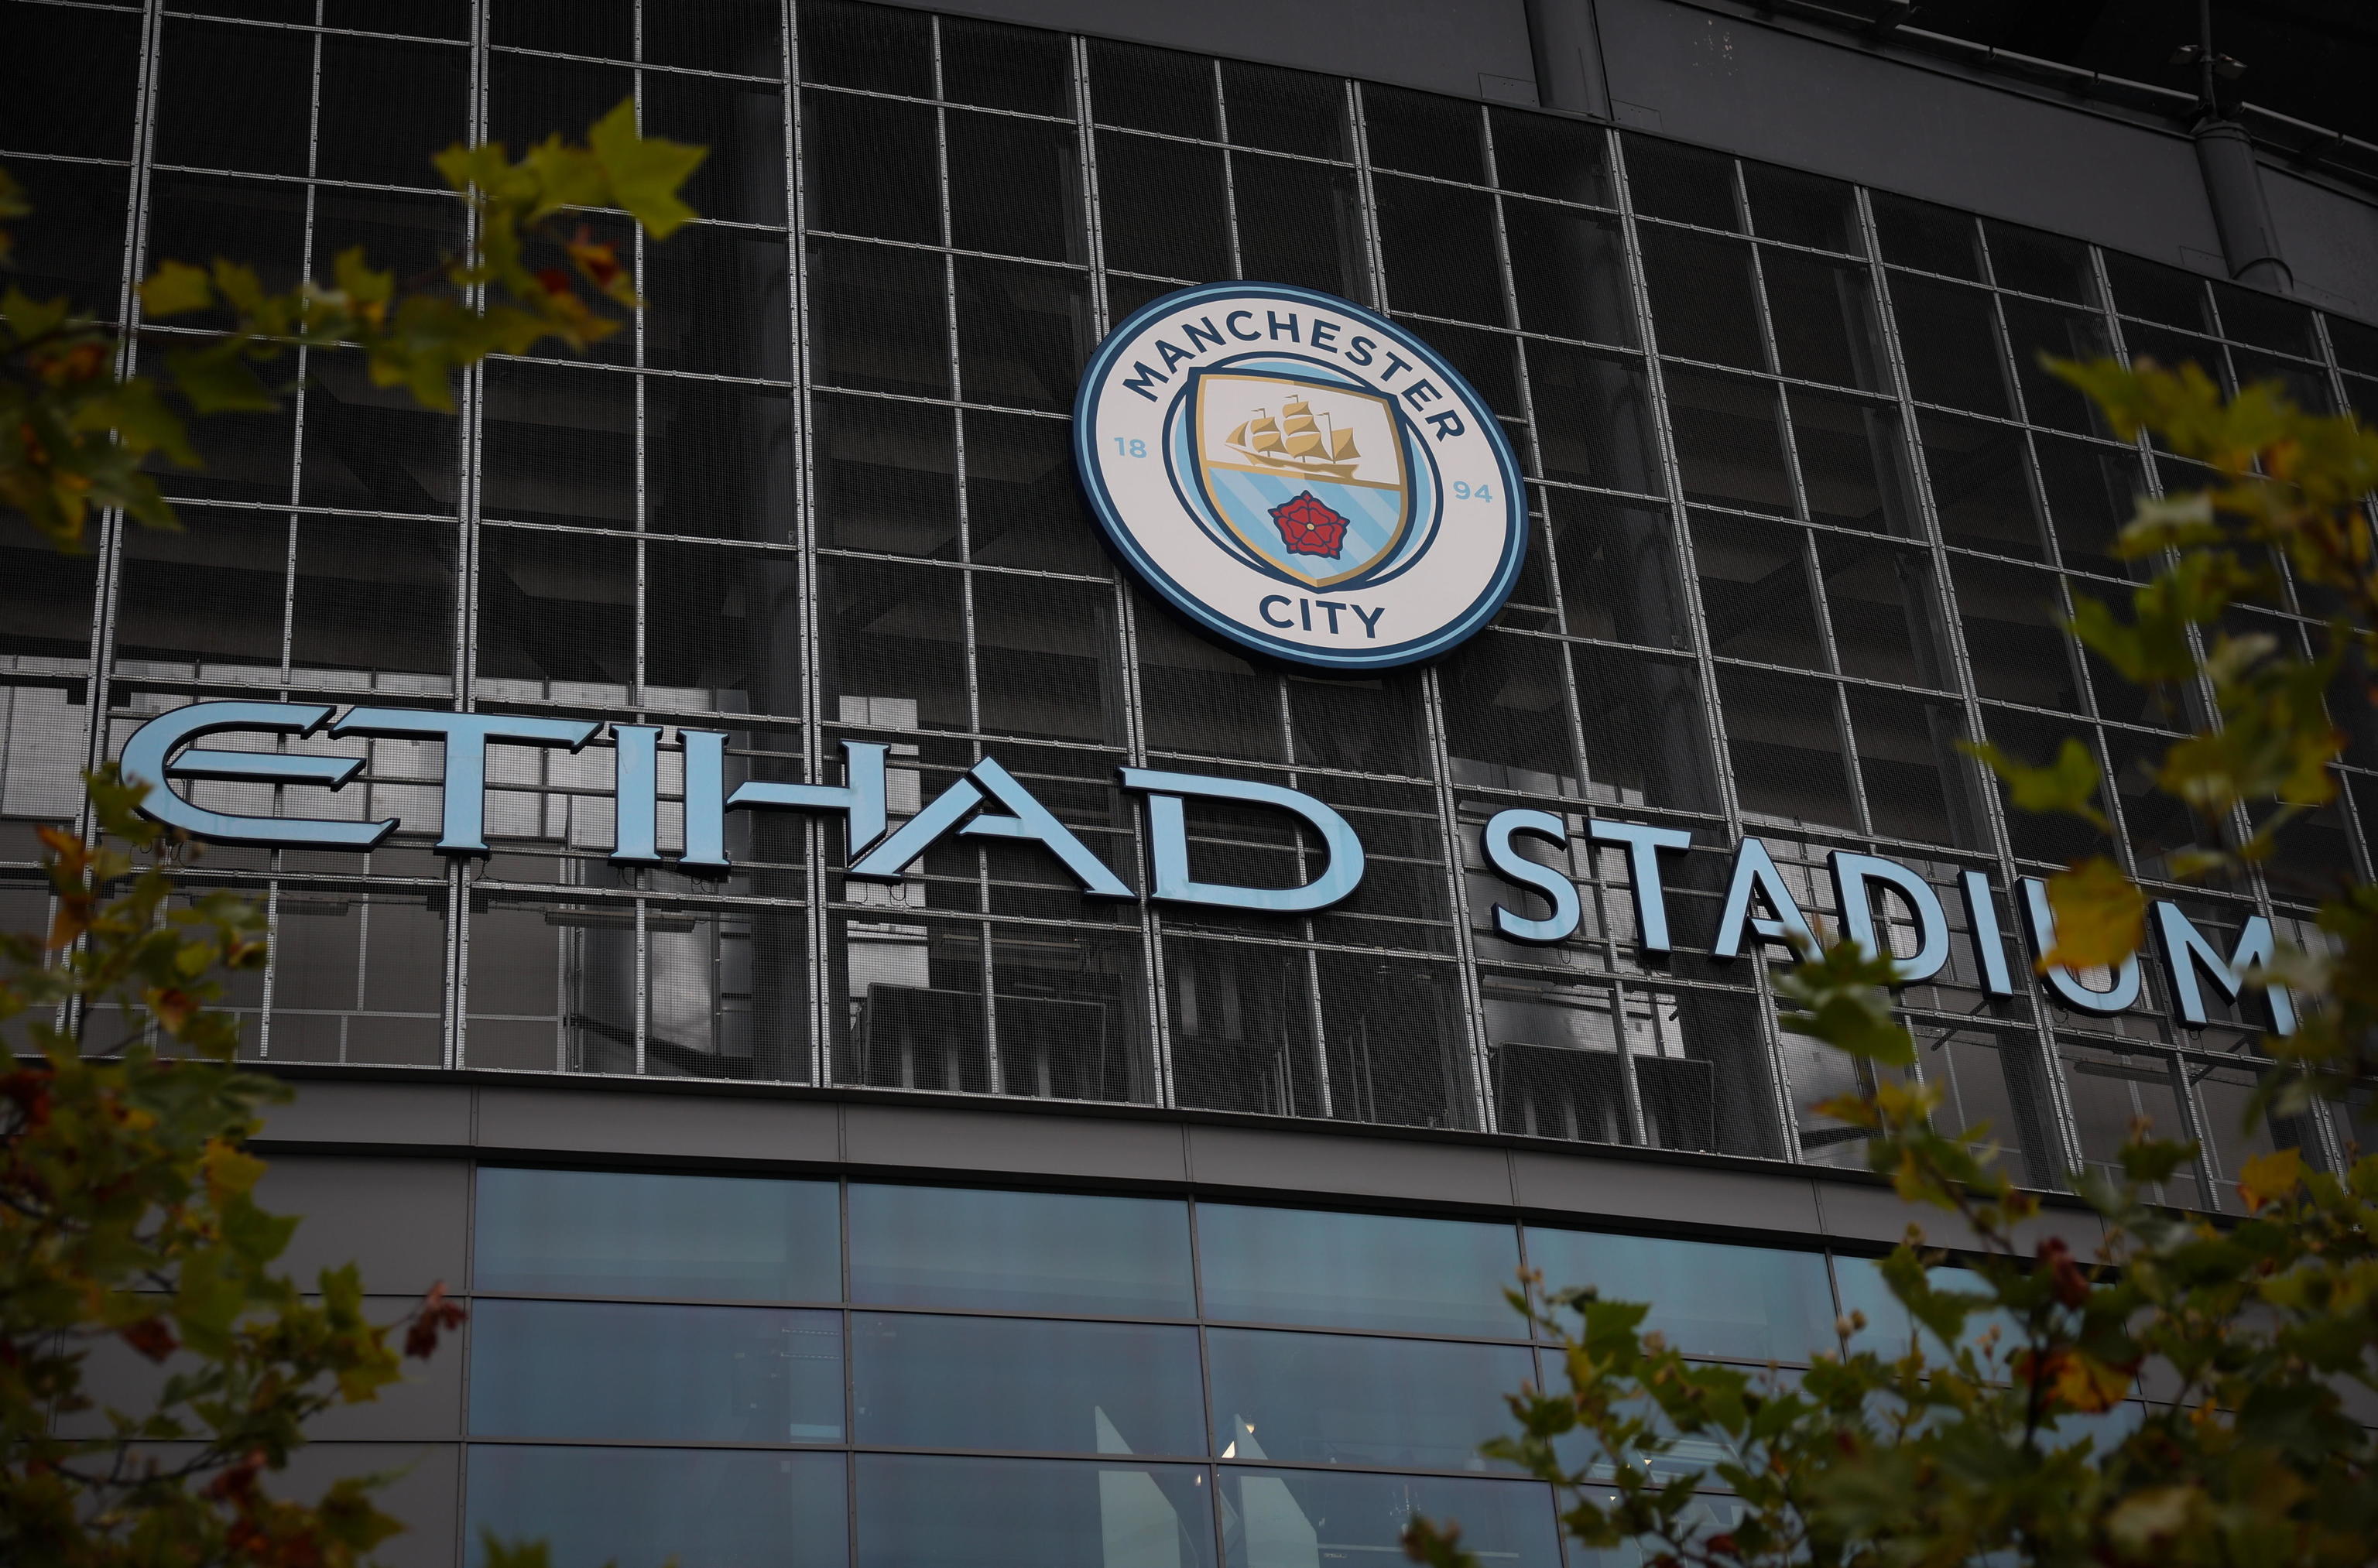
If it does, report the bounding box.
[0,770,467,1566]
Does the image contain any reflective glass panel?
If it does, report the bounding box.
[472,1167,841,1301]
[1525,1229,1837,1362]
[1218,1468,1559,1568]
[848,1183,1196,1316]
[854,1312,1207,1457]
[1833,1255,2027,1365]
[857,1453,1218,1568]
[468,1299,845,1443]
[1196,1203,1522,1337]
[466,1446,847,1568]
[1207,1327,1532,1470]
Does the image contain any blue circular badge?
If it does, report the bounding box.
[1074,282,1527,672]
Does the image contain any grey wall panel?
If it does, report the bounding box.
[1185,1125,1518,1210]
[1811,1171,2100,1256]
[471,1085,841,1166]
[261,1079,475,1151]
[874,0,1541,104]
[1592,0,2227,269]
[844,1103,1191,1184]
[276,1442,461,1568]
[2261,167,2378,324]
[258,1155,471,1295]
[1511,1147,1823,1234]
[305,1298,467,1443]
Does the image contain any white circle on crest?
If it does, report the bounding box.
[1074,282,1527,671]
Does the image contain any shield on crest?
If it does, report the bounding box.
[1188,369,1413,588]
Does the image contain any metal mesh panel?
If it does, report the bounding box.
[39,0,2370,1181]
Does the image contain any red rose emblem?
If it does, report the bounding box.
[1269,491,1350,559]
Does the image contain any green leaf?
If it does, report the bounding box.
[1961,735,2108,829]
[1776,934,1916,1066]
[140,259,215,318]
[164,343,280,414]
[585,95,708,239]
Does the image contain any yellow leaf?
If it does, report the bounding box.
[2039,857,2143,972]
[202,1138,267,1203]
[2106,1486,2202,1555]
[2235,1146,2302,1212]
[2051,1351,2133,1413]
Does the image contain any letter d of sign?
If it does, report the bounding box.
[120,701,393,850]
[1119,768,1364,912]
[1826,851,1950,984]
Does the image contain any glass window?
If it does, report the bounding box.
[855,1312,1204,1456]
[1526,1228,1838,1363]
[1232,153,1371,304]
[1833,1255,2028,1364]
[1088,38,1215,139]
[940,15,1072,118]
[1819,534,1941,687]
[1999,298,2114,434]
[1196,1203,1522,1337]
[1920,415,2044,560]
[1893,275,2009,416]
[1788,389,1912,532]
[1982,219,2095,306]
[1503,200,1632,346]
[1376,175,1503,325]
[801,90,941,245]
[1641,227,1763,371]
[469,1299,845,1443]
[466,1446,847,1568]
[473,1167,841,1300]
[1849,688,1968,846]
[1208,1327,1533,1470]
[1623,135,1737,230]
[1098,132,1230,281]
[1742,162,1857,252]
[946,111,1082,264]
[1871,192,1980,279]
[1490,109,1612,207]
[1218,1469,1560,1568]
[798,0,932,97]
[1663,368,1790,515]
[1223,60,1348,160]
[858,1453,1218,1568]
[1762,249,1882,391]
[1523,344,1660,494]
[1950,556,2082,711]
[848,1183,1196,1316]
[1691,514,1824,671]
[1365,84,1487,185]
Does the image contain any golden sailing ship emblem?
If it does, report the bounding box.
[1224,396,1363,482]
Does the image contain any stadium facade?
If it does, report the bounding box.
[4,0,2375,1563]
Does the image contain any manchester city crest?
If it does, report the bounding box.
[1074,282,1527,671]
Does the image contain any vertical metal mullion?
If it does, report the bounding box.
[1074,36,1172,1108]
[782,0,834,1085]
[1868,190,2081,1180]
[444,0,493,1070]
[1215,57,1243,284]
[922,19,995,1097]
[81,0,171,832]
[1607,132,1804,1164]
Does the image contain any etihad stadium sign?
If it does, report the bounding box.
[125,701,2296,1034]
